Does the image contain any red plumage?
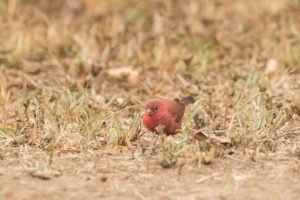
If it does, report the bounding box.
[142,96,195,135]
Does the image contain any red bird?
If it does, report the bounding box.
[142,96,195,135]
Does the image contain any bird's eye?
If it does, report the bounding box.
[154,106,158,110]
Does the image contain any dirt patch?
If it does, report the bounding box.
[1,149,300,199]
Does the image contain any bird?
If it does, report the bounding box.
[142,96,195,135]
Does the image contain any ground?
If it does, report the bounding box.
[0,0,300,199]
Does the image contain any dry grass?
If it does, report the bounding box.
[0,0,300,199]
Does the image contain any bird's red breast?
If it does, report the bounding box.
[142,96,195,135]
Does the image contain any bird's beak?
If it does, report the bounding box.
[146,108,153,116]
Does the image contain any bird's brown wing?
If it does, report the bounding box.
[167,100,185,123]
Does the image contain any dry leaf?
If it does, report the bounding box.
[107,67,139,84]
[114,145,130,152]
[60,142,70,151]
[191,130,230,144]
[265,59,278,75]
[201,147,215,165]
[195,176,209,183]
[210,135,231,144]
[29,168,61,180]
[192,131,208,141]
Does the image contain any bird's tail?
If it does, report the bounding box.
[179,96,195,106]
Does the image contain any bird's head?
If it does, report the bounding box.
[144,101,161,117]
